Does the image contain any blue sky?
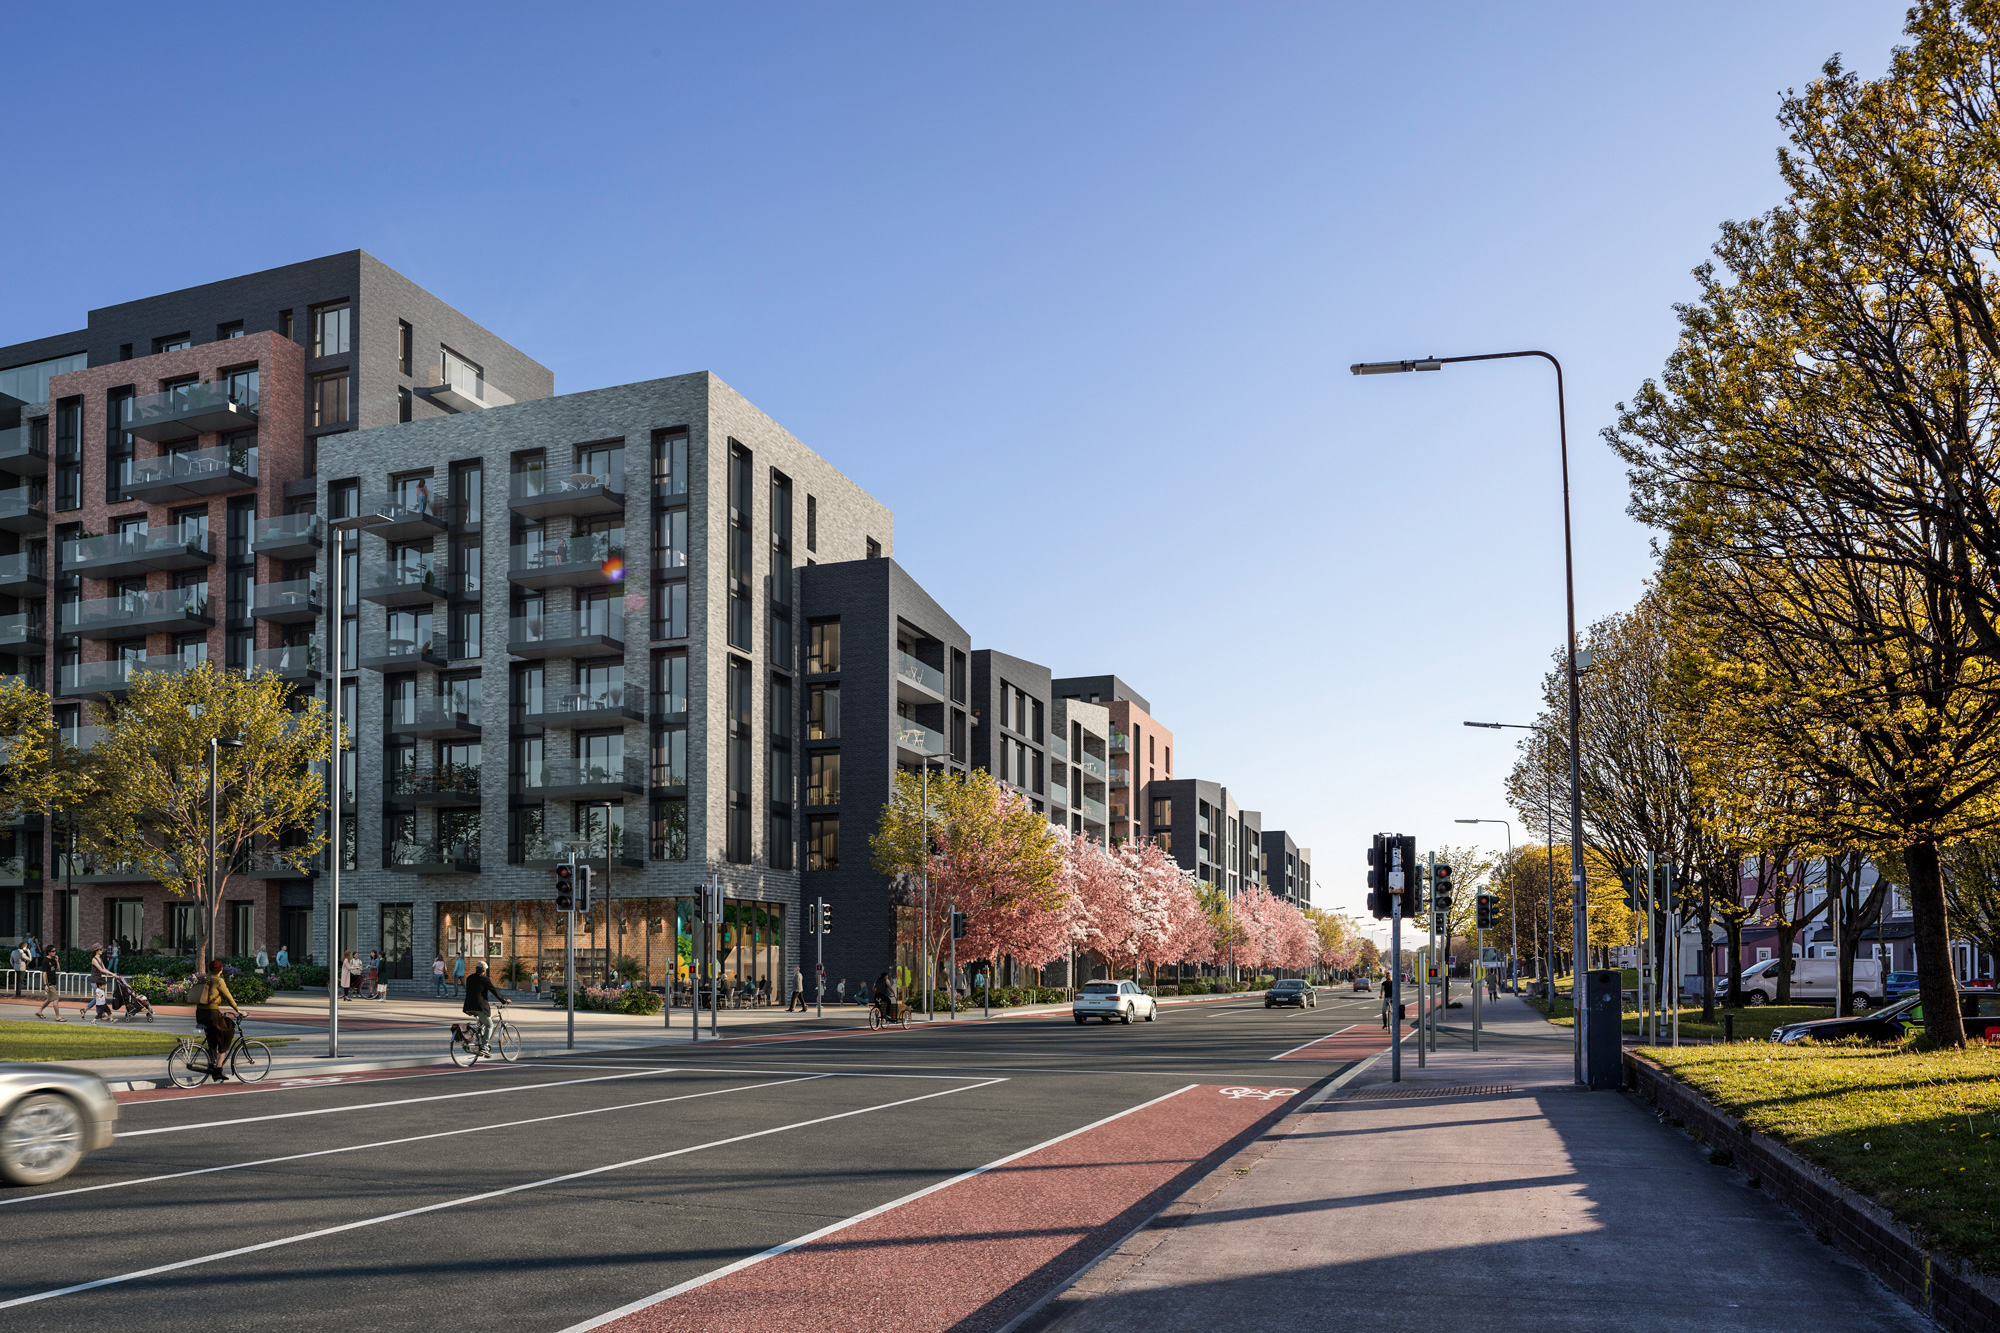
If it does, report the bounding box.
[2,2,1910,928]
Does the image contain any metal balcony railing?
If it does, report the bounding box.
[251,576,323,622]
[516,757,646,798]
[250,642,323,679]
[251,513,324,559]
[64,528,212,577]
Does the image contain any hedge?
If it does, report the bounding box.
[549,985,664,1016]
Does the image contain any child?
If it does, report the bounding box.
[83,980,112,1023]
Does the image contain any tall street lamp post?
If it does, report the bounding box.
[919,750,949,1022]
[1355,350,1588,1085]
[209,734,245,963]
[326,508,392,1059]
[1456,817,1516,992]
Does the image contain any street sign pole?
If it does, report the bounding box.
[815,897,824,1019]
[1390,876,1403,1083]
[1644,849,1655,1044]
[1427,851,1438,1055]
[1666,860,1679,1047]
[948,904,957,1022]
[709,875,720,1040]
[1473,920,1483,1052]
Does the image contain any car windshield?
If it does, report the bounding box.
[1272,981,1305,990]
[1082,982,1118,994]
[1887,973,1918,984]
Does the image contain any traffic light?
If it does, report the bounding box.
[1617,865,1641,911]
[1432,863,1453,909]
[951,909,968,940]
[1366,834,1416,919]
[554,859,574,912]
[818,900,832,936]
[1476,892,1496,930]
[576,864,594,914]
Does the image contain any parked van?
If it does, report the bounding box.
[1739,956,1881,1009]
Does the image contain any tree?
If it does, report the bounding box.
[0,675,59,823]
[1355,937,1381,976]
[85,663,330,966]
[1940,841,2000,986]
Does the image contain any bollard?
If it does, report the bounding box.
[1724,1012,1734,1044]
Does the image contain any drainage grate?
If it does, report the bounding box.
[1342,1084,1515,1100]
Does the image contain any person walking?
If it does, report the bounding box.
[9,940,25,998]
[274,944,289,970]
[33,950,63,1021]
[190,959,244,1083]
[461,961,508,1054]
[365,950,382,1001]
[1486,968,1499,1002]
[836,978,847,1005]
[1380,974,1397,1030]
[787,964,807,1012]
[432,954,448,998]
[452,952,466,995]
[109,938,121,975]
[74,945,111,1021]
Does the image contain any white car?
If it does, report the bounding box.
[1072,980,1158,1025]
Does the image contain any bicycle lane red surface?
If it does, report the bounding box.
[582,1081,1313,1333]
[1272,1021,1415,1061]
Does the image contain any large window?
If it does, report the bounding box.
[808,751,840,805]
[769,470,792,668]
[652,431,688,498]
[313,301,351,357]
[312,371,350,427]
[654,508,687,569]
[807,685,840,740]
[807,620,840,674]
[727,443,752,651]
[769,672,793,870]
[808,816,839,871]
[727,658,752,862]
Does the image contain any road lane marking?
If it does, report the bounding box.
[557,1081,1202,1332]
[0,1075,831,1209]
[116,1067,679,1137]
[1270,1023,1365,1059]
[0,1076,1007,1309]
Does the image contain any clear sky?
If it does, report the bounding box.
[2,1,1910,931]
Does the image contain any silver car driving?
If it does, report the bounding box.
[0,1062,119,1186]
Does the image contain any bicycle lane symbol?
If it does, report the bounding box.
[1217,1086,1302,1101]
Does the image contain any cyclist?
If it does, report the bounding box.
[191,959,246,1083]
[872,970,897,1026]
[462,961,508,1053]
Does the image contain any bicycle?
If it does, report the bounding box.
[867,1000,911,1031]
[448,1012,520,1066]
[167,1025,273,1088]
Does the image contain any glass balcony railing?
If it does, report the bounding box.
[251,513,324,557]
[61,586,211,636]
[509,530,624,584]
[0,551,44,589]
[359,628,449,669]
[896,651,945,695]
[251,577,323,620]
[360,559,449,602]
[61,726,109,753]
[1079,794,1108,823]
[510,467,620,504]
[896,720,947,758]
[0,487,47,530]
[1049,736,1068,761]
[0,422,47,474]
[121,380,259,441]
[126,443,257,497]
[1079,752,1109,782]
[389,765,483,802]
[62,655,194,696]
[423,359,512,411]
[387,838,479,872]
[251,642,323,678]
[1109,732,1130,753]
[357,489,450,539]
[508,605,624,653]
[1049,771,1068,801]
[386,696,483,735]
[64,527,212,575]
[517,757,645,796]
[527,686,639,726]
[245,850,322,879]
[0,611,44,648]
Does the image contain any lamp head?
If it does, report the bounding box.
[1463,721,1501,729]
[1350,359,1442,375]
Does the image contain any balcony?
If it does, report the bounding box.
[125,443,257,501]
[517,757,646,800]
[522,830,645,870]
[1079,752,1109,783]
[360,560,449,607]
[122,381,259,442]
[245,851,321,880]
[509,467,624,521]
[1110,762,1131,789]
[250,642,322,682]
[1049,735,1068,761]
[0,487,47,534]
[508,531,624,590]
[251,576,323,624]
[64,528,213,579]
[62,586,212,638]
[358,628,449,672]
[0,612,43,653]
[895,720,947,764]
[1109,732,1130,754]
[62,655,194,700]
[386,697,483,739]
[386,837,479,875]
[388,765,483,807]
[507,607,624,660]
[0,424,47,477]
[0,855,37,886]
[419,359,512,414]
[896,651,945,701]
[357,490,449,542]
[61,726,109,753]
[0,552,44,598]
[1048,773,1068,807]
[523,687,643,730]
[1078,794,1108,825]
[71,855,158,884]
[251,513,324,561]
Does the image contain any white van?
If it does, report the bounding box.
[1738,956,1880,1009]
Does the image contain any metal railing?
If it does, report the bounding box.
[510,467,618,502]
[252,513,323,550]
[509,605,624,646]
[0,971,96,999]
[516,757,646,795]
[123,379,258,429]
[387,838,479,869]
[389,765,483,799]
[251,576,322,614]
[251,642,323,676]
[510,530,623,573]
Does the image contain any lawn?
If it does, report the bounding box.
[1645,1042,2000,1272]
[0,1019,298,1063]
[1540,1001,1834,1043]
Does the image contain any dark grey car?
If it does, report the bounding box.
[1266,980,1316,1009]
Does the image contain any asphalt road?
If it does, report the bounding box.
[0,988,1384,1331]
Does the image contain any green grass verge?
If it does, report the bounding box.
[1645,1042,2000,1271]
[1539,1002,1834,1043]
[0,1019,297,1063]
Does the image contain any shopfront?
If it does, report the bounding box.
[435,896,786,1002]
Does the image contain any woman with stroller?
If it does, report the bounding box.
[74,944,112,1021]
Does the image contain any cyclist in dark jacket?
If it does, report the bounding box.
[462,963,508,1051]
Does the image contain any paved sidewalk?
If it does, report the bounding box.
[1032,995,1928,1332]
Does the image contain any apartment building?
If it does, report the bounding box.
[797,557,968,989]
[970,650,1051,816]
[1049,696,1112,842]
[0,252,547,958]
[322,372,890,994]
[1053,674,1172,847]
[1263,829,1312,908]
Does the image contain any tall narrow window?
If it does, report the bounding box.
[807,619,840,674]
[726,658,753,862]
[727,443,753,651]
[770,671,793,870]
[807,816,839,871]
[397,320,413,375]
[769,470,792,668]
[866,537,881,560]
[312,301,351,357]
[652,430,688,497]
[805,494,817,552]
[312,372,350,427]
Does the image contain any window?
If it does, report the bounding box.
[806,494,817,552]
[769,470,792,667]
[654,508,688,569]
[807,620,840,674]
[951,649,967,704]
[312,301,351,357]
[770,671,793,868]
[727,658,753,863]
[398,387,412,423]
[728,443,752,651]
[104,387,134,503]
[654,581,688,639]
[1152,797,1171,827]
[652,431,688,498]
[866,537,881,559]
[807,751,840,805]
[808,816,839,871]
[154,334,192,355]
[218,321,244,341]
[279,310,295,342]
[651,794,689,861]
[452,460,482,528]
[397,320,413,375]
[808,685,840,740]
[312,371,350,427]
[653,652,688,717]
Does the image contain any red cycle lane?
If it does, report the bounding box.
[1272,1021,1415,1062]
[583,1081,1311,1333]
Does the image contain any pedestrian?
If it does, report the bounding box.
[338,951,356,999]
[82,979,112,1023]
[837,978,847,1005]
[76,945,111,1021]
[109,938,121,974]
[787,964,807,1012]
[34,950,63,1021]
[255,946,270,973]
[9,940,25,998]
[452,952,466,994]
[190,959,244,1083]
[1487,969,1499,1002]
[432,954,448,998]
[366,949,382,1001]
[275,944,289,970]
[1380,975,1396,1030]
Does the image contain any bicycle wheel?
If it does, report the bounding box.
[869,1006,884,1031]
[448,1023,479,1067]
[493,1020,520,1063]
[230,1040,273,1083]
[166,1044,206,1090]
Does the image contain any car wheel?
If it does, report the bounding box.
[1144,1003,1157,1022]
[1,1093,85,1187]
[1120,1006,1133,1025]
[1265,1001,1273,1009]
[1851,993,1872,1012]
[1074,1015,1086,1025]
[1746,991,1768,1006]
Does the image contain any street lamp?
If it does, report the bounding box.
[1456,818,1516,993]
[1357,349,1589,1085]
[326,508,392,1059]
[919,749,950,1022]
[209,733,245,964]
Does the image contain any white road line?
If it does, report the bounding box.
[117,1067,678,1137]
[1270,1023,1366,1060]
[115,1061,521,1107]
[0,1075,1006,1310]
[556,1082,1200,1333]
[1,1075,830,1209]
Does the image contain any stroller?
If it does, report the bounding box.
[110,974,155,1023]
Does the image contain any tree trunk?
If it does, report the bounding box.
[1905,839,1965,1046]
[1723,916,1744,1008]
[1698,882,1716,1024]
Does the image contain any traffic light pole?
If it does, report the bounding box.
[1390,890,1402,1083]
[814,897,824,1019]
[948,902,957,1022]
[1473,919,1482,1052]
[564,867,576,1053]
